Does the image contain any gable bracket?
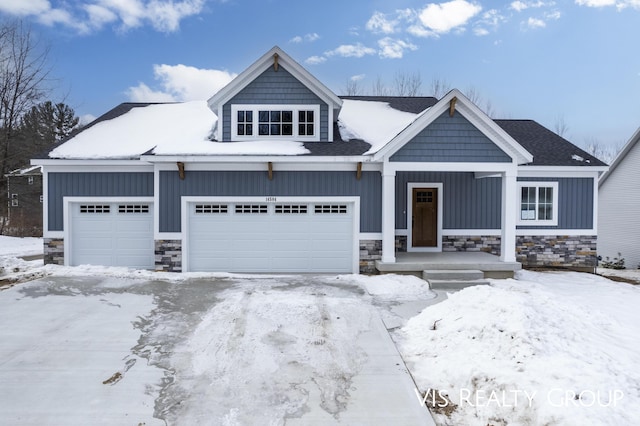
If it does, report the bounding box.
[177,161,185,180]
[356,162,362,180]
[268,161,273,180]
[449,96,457,117]
[273,53,279,72]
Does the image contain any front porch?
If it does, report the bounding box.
[375,251,521,279]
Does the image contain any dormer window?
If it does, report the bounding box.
[232,104,320,141]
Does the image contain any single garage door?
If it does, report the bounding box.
[70,202,154,268]
[188,201,355,273]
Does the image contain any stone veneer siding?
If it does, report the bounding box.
[155,240,182,272]
[442,235,502,256]
[359,240,381,274]
[44,238,64,265]
[516,235,597,269]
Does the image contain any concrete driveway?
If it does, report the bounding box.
[0,275,435,425]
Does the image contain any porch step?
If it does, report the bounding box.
[423,269,490,290]
[422,269,484,281]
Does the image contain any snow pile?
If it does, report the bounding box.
[396,270,640,426]
[0,236,42,256]
[342,274,436,302]
[338,99,418,154]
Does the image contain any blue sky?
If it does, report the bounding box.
[1,0,638,152]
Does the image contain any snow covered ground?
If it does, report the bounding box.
[0,236,639,425]
[395,270,640,426]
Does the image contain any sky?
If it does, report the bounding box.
[0,0,638,153]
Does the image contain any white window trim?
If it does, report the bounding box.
[231,104,320,141]
[516,181,559,226]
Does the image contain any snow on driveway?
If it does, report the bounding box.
[0,274,434,425]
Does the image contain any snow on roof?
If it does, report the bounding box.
[48,101,309,158]
[6,165,42,176]
[337,99,419,154]
[49,99,418,159]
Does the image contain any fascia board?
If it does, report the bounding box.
[373,89,534,164]
[208,46,342,112]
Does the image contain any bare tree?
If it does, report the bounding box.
[429,77,451,99]
[371,75,388,96]
[583,137,620,165]
[553,114,569,137]
[463,86,495,117]
[344,78,362,96]
[393,71,422,96]
[0,21,51,177]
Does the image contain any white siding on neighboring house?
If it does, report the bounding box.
[598,131,640,269]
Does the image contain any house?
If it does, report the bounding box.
[32,46,607,274]
[5,165,43,236]
[598,127,640,269]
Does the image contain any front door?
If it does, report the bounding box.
[412,188,438,247]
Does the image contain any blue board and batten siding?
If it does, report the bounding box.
[395,172,502,230]
[222,66,329,141]
[517,177,594,229]
[159,171,381,233]
[391,111,511,163]
[47,172,154,231]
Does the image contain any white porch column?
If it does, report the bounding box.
[501,167,517,262]
[381,167,396,263]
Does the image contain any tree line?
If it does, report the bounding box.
[0,21,79,199]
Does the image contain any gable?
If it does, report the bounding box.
[222,66,329,141]
[390,110,511,163]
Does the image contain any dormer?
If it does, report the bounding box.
[208,46,342,142]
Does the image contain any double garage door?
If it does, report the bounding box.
[69,200,356,273]
[187,201,355,273]
[70,202,155,269]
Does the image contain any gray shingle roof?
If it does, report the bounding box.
[495,119,608,167]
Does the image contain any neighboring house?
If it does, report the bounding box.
[598,127,640,269]
[5,165,43,236]
[32,46,607,274]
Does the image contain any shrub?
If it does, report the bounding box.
[600,253,626,269]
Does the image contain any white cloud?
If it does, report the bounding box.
[366,11,399,34]
[417,0,482,34]
[350,74,366,81]
[0,0,50,15]
[510,1,553,11]
[126,64,236,102]
[526,17,546,28]
[546,10,562,19]
[290,33,320,43]
[305,55,327,65]
[325,43,376,58]
[574,0,616,6]
[377,37,418,59]
[474,9,507,35]
[79,113,98,125]
[0,0,206,33]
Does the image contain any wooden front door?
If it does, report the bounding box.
[412,188,438,247]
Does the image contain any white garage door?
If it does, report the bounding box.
[188,201,355,273]
[70,202,154,269]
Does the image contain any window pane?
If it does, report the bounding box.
[237,124,244,135]
[282,124,292,135]
[246,111,253,122]
[307,110,314,122]
[271,124,281,135]
[539,187,552,203]
[259,124,269,135]
[298,123,306,135]
[299,110,305,122]
[307,124,314,135]
[271,111,281,122]
[238,111,245,122]
[282,111,292,122]
[259,111,269,122]
[539,205,553,220]
[246,125,252,136]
